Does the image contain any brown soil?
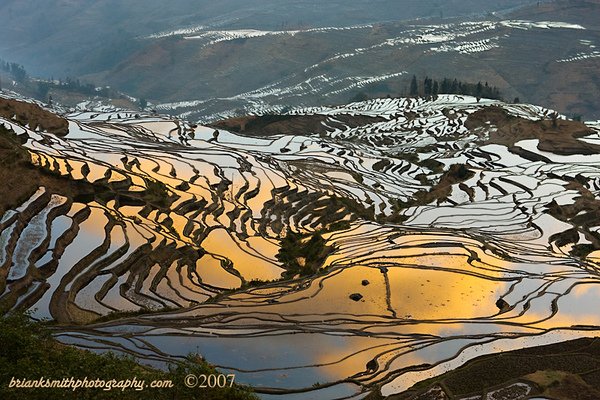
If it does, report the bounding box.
[0,125,94,217]
[425,164,475,203]
[0,99,174,219]
[397,164,475,208]
[0,98,69,136]
[466,105,598,156]
[212,113,386,137]
[0,122,97,313]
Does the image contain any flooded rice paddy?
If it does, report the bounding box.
[1,95,599,398]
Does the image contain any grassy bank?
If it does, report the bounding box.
[0,312,258,400]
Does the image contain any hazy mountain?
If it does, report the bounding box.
[3,0,598,121]
[0,0,531,77]
[91,0,600,122]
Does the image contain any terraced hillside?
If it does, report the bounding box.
[3,1,598,122]
[1,94,599,399]
[0,0,531,78]
[98,0,600,122]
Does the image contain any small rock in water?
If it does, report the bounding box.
[496,298,510,311]
[366,358,378,372]
[349,293,363,302]
[176,181,190,191]
[362,280,370,286]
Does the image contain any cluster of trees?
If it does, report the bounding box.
[37,77,112,100]
[349,75,504,104]
[59,77,105,96]
[0,60,27,83]
[409,75,502,100]
[1,58,115,101]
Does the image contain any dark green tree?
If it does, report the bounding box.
[440,78,450,93]
[36,82,50,101]
[409,75,418,97]
[10,63,26,82]
[432,80,439,98]
[450,79,459,93]
[424,76,433,96]
[476,81,483,98]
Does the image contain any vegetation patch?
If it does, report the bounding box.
[395,163,475,212]
[379,337,600,399]
[277,231,334,278]
[212,113,385,138]
[526,370,600,400]
[407,75,502,100]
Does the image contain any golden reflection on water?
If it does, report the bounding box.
[387,263,504,320]
[229,251,507,324]
[205,239,514,383]
[320,230,509,321]
[202,228,284,282]
[195,254,241,289]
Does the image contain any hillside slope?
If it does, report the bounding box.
[0,0,529,77]
[79,0,600,122]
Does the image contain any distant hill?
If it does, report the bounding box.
[77,0,599,122]
[0,0,530,77]
[2,0,599,121]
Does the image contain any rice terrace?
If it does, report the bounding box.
[1,1,600,399]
